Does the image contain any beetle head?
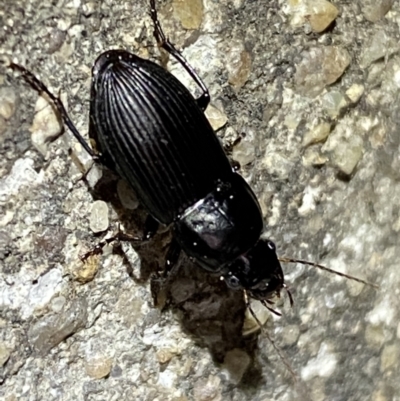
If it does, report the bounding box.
[223,239,284,300]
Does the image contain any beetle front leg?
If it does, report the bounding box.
[7,62,97,159]
[149,0,210,111]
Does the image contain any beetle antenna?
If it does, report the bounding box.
[244,291,298,382]
[279,257,379,289]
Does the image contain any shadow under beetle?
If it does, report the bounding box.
[7,0,376,311]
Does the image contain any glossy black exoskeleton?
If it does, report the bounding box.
[89,64,283,302]
[86,1,285,303]
[7,0,285,304]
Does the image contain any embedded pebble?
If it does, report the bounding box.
[50,296,66,313]
[86,163,103,189]
[321,91,348,118]
[0,158,41,201]
[204,104,228,131]
[226,41,252,90]
[280,325,300,347]
[361,0,395,22]
[298,185,321,216]
[28,298,88,354]
[0,342,11,366]
[90,200,109,233]
[262,150,294,180]
[24,268,63,318]
[70,141,95,176]
[47,28,67,54]
[285,0,339,33]
[294,47,351,97]
[117,179,139,210]
[116,293,145,328]
[85,355,113,379]
[193,375,222,401]
[360,31,399,68]
[366,297,395,326]
[156,348,177,364]
[82,1,97,17]
[73,255,100,283]
[306,0,338,32]
[221,348,251,384]
[0,86,17,120]
[322,119,364,175]
[365,324,385,348]
[301,343,338,380]
[302,148,328,167]
[231,139,256,166]
[157,367,178,389]
[302,122,331,146]
[346,83,365,103]
[380,343,399,372]
[30,94,65,156]
[173,0,203,30]
[284,114,301,131]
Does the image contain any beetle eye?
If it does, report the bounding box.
[267,240,276,251]
[225,275,242,289]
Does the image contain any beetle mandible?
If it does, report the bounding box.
[7,0,375,311]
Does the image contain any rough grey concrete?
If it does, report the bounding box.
[1,0,399,400]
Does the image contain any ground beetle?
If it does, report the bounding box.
[6,0,376,314]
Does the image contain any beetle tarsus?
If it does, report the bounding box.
[80,222,155,262]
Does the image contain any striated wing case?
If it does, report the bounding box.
[90,50,233,224]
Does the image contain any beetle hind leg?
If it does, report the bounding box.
[149,0,210,111]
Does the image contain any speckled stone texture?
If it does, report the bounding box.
[1,0,399,400]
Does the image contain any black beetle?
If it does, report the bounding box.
[87,1,285,303]
[7,0,375,310]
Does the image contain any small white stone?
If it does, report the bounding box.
[23,268,63,318]
[86,164,103,189]
[321,91,348,118]
[204,104,228,131]
[301,342,338,381]
[366,297,395,326]
[346,84,365,103]
[0,158,42,202]
[303,122,331,146]
[298,185,321,216]
[0,86,17,120]
[90,200,109,233]
[231,140,256,166]
[30,94,65,157]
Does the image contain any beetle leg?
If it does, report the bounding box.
[80,216,159,261]
[7,62,98,159]
[228,158,241,172]
[163,239,181,278]
[149,240,181,309]
[142,214,159,241]
[149,0,211,111]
